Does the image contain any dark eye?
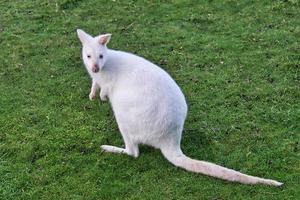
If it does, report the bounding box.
[87,55,91,58]
[99,54,103,59]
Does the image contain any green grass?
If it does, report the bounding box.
[0,0,299,199]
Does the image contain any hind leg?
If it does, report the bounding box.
[101,144,139,158]
[101,136,139,158]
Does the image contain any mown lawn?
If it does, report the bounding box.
[0,0,299,199]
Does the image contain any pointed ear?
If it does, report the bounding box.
[97,34,112,45]
[77,29,91,44]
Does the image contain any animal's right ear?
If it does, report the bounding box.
[77,29,90,44]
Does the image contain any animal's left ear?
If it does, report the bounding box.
[97,34,112,45]
[77,29,91,44]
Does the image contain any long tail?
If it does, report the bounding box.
[161,149,283,186]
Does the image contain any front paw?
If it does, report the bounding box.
[100,94,108,101]
[89,93,96,101]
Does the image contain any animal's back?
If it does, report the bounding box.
[107,50,187,147]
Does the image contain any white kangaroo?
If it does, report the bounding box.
[77,29,283,186]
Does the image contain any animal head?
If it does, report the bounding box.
[77,29,111,73]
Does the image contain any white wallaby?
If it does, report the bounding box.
[77,29,283,186]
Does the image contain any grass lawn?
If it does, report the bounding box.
[0,0,299,199]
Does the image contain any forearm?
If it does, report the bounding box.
[89,80,100,100]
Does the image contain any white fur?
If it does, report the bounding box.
[77,29,283,186]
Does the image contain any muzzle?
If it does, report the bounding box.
[92,64,99,73]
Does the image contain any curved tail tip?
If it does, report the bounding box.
[275,182,284,187]
[261,179,283,187]
[271,181,284,187]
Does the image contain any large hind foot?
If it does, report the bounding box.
[101,145,126,154]
[101,144,139,158]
